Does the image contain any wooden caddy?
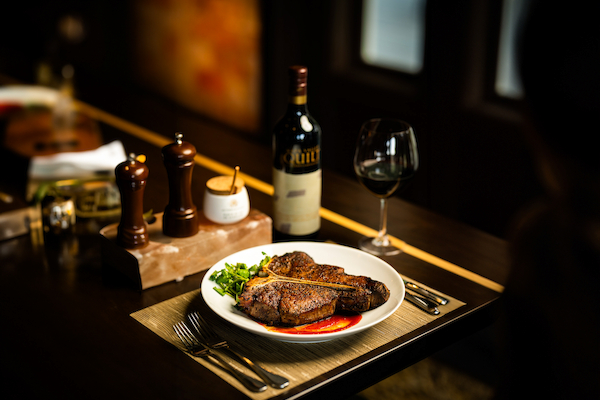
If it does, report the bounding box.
[100,209,272,290]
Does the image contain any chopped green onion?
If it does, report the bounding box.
[209,253,270,303]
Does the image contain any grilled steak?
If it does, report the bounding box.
[239,280,339,326]
[268,252,390,310]
[238,251,390,326]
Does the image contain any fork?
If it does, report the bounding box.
[188,311,289,389]
[173,322,267,392]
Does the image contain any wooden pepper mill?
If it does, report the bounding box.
[116,153,149,249]
[162,132,199,237]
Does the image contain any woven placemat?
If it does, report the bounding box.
[131,279,464,399]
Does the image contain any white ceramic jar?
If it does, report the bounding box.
[203,174,250,224]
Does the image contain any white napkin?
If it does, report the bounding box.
[28,140,127,180]
[0,85,59,107]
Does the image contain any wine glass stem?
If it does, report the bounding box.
[376,198,390,246]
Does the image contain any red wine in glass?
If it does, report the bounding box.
[356,162,416,198]
[353,119,419,256]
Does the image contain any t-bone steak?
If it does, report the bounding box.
[238,251,390,326]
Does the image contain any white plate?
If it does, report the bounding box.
[201,242,405,343]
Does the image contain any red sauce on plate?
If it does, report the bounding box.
[262,313,362,335]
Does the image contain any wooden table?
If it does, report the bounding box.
[0,92,508,399]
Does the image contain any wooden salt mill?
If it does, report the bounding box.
[162,132,199,237]
[116,153,149,249]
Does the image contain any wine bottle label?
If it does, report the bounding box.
[273,168,321,235]
[278,144,321,169]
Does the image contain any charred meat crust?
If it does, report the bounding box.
[239,280,339,326]
[238,251,390,326]
[270,252,390,308]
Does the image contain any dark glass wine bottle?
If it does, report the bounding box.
[272,65,322,241]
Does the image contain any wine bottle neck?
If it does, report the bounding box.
[288,94,307,106]
[287,97,309,117]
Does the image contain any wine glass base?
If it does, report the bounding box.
[358,236,401,256]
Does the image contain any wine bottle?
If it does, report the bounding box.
[272,65,322,241]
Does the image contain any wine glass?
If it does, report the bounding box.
[353,118,419,256]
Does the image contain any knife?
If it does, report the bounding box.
[404,292,440,315]
[404,280,449,305]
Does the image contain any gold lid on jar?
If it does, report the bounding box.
[206,175,245,195]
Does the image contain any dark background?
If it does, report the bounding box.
[0,0,542,239]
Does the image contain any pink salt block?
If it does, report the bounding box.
[100,209,272,290]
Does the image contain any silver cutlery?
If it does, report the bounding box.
[188,311,289,389]
[404,280,449,305]
[404,292,440,315]
[173,321,267,392]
